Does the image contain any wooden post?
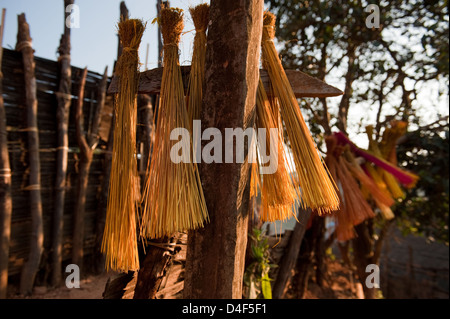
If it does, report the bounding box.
[183,0,264,299]
[0,7,12,299]
[72,67,108,271]
[51,0,73,287]
[272,208,312,299]
[16,13,44,296]
[117,2,129,58]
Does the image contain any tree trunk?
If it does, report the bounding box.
[184,0,264,299]
[337,44,356,133]
[16,13,44,296]
[0,7,13,299]
[52,0,73,287]
[272,208,311,299]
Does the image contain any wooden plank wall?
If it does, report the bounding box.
[1,48,113,278]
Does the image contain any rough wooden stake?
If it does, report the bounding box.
[0,7,12,299]
[272,208,312,299]
[133,237,174,299]
[16,13,44,296]
[72,66,108,271]
[51,0,73,287]
[184,0,264,299]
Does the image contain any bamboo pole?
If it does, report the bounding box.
[51,0,74,287]
[16,13,43,296]
[0,7,12,299]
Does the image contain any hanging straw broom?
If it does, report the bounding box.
[324,136,354,241]
[102,19,145,272]
[325,136,375,241]
[261,11,339,215]
[141,7,209,239]
[255,78,298,222]
[342,149,395,220]
[187,3,209,127]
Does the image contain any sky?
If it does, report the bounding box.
[1,0,209,75]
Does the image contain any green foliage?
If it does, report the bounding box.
[395,126,449,244]
[243,228,277,299]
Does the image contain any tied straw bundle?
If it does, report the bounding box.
[187,3,209,127]
[261,11,339,214]
[102,19,145,272]
[325,136,375,241]
[255,78,298,222]
[342,149,395,220]
[141,7,209,239]
[366,125,405,199]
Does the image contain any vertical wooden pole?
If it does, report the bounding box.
[272,208,312,299]
[51,0,73,287]
[16,13,44,296]
[71,68,88,270]
[72,66,108,272]
[184,0,264,299]
[0,7,12,299]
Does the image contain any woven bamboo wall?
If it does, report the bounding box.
[1,48,114,277]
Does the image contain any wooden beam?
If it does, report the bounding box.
[107,66,343,98]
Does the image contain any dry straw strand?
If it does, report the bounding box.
[141,7,209,239]
[102,19,146,272]
[261,11,339,215]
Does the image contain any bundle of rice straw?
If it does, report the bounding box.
[325,136,375,241]
[141,7,209,239]
[261,11,339,215]
[102,19,145,272]
[343,149,395,220]
[187,3,209,127]
[366,125,405,199]
[255,78,298,222]
[324,137,353,241]
[334,131,419,188]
